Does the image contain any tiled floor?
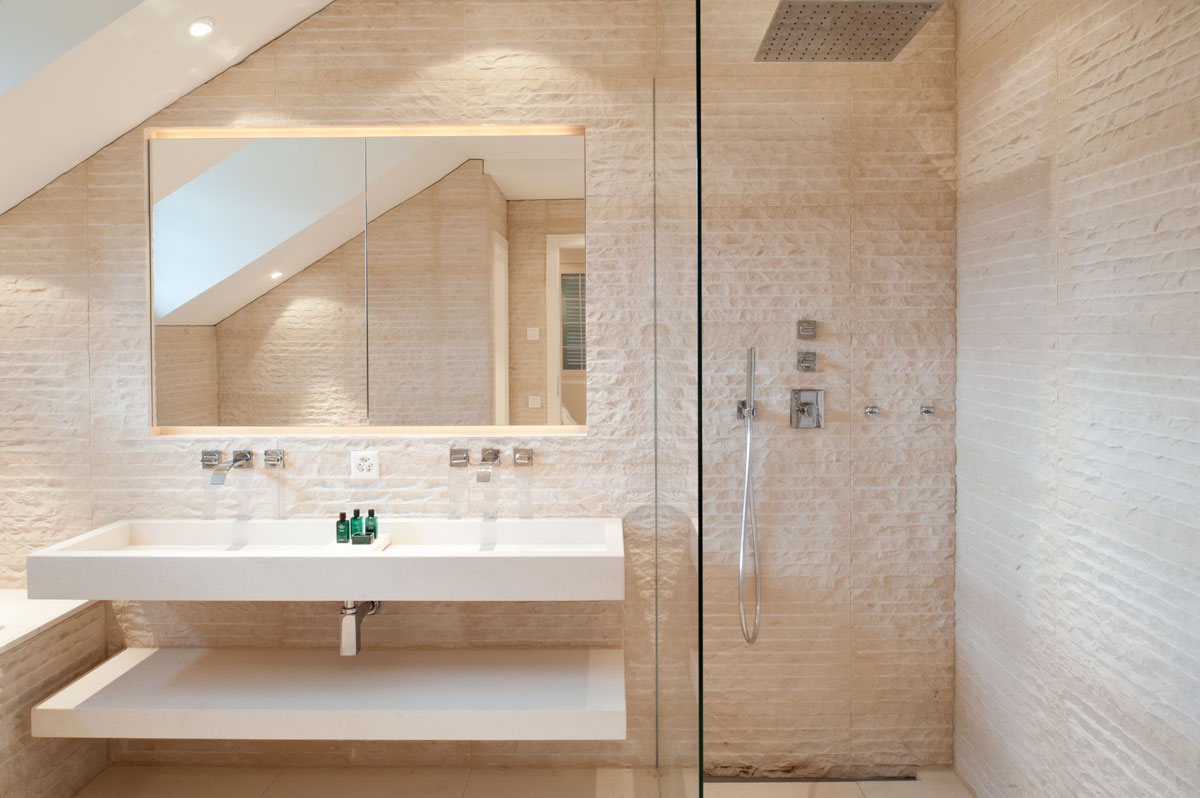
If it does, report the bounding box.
[75,766,973,798]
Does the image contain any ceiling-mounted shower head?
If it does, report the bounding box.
[755,0,945,62]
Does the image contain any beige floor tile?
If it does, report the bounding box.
[595,768,661,798]
[704,783,866,798]
[463,768,599,798]
[858,771,974,798]
[261,767,470,798]
[74,766,280,798]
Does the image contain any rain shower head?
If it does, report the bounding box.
[755,0,945,62]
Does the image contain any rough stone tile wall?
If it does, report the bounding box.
[506,199,586,424]
[215,210,367,427]
[701,0,957,780]
[0,605,107,798]
[153,326,218,426]
[0,0,662,770]
[955,1,1200,796]
[366,159,500,425]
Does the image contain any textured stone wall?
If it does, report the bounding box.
[955,1,1200,796]
[154,326,218,426]
[701,0,957,779]
[0,0,660,770]
[366,160,502,426]
[0,605,107,798]
[507,199,586,424]
[215,216,367,427]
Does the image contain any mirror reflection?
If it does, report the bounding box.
[150,129,585,428]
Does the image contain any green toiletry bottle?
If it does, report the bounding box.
[350,509,363,539]
[336,512,349,543]
[366,509,378,540]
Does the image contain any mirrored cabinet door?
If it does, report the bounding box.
[150,136,368,427]
[363,134,586,427]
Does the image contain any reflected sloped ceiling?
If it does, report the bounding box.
[0,0,335,216]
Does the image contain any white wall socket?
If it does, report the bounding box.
[350,450,379,479]
[527,327,540,341]
[528,395,542,409]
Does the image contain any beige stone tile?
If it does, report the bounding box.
[74,766,280,798]
[260,767,469,798]
[594,768,661,798]
[463,768,598,798]
[704,782,865,798]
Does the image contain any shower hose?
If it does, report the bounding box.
[738,380,762,645]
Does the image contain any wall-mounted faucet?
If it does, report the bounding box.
[204,450,252,485]
[477,449,500,482]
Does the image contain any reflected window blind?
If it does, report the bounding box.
[561,274,586,371]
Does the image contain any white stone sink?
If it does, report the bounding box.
[26,518,624,602]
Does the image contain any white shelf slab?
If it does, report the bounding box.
[26,517,624,602]
[34,647,626,741]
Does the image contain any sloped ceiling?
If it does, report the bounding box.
[0,0,334,216]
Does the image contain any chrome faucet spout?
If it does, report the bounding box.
[209,450,252,485]
[477,449,500,483]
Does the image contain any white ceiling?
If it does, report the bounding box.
[0,0,334,216]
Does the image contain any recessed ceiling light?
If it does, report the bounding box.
[270,271,283,280]
[188,17,215,38]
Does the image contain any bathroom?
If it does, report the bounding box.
[0,0,1195,796]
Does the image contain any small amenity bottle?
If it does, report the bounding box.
[336,512,349,543]
[366,509,378,540]
[350,509,363,538]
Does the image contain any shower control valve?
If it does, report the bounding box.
[790,389,824,429]
[797,351,818,372]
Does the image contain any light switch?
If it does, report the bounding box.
[527,327,540,341]
[528,396,542,409]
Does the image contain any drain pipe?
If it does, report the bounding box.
[339,600,381,656]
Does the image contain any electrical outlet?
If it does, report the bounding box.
[527,327,540,341]
[528,395,542,409]
[350,450,379,479]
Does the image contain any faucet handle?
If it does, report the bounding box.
[513,448,533,467]
[449,448,470,467]
[201,450,220,469]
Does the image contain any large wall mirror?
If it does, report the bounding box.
[148,126,586,432]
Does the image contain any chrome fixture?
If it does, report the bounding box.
[921,405,936,416]
[796,319,818,339]
[791,389,825,429]
[263,449,284,468]
[798,351,818,372]
[477,448,500,483]
[738,347,762,645]
[208,450,251,485]
[756,1,945,63]
[449,448,470,467]
[864,405,880,417]
[201,450,220,469]
[339,600,381,657]
[514,448,534,467]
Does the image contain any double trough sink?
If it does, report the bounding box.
[27,517,625,602]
